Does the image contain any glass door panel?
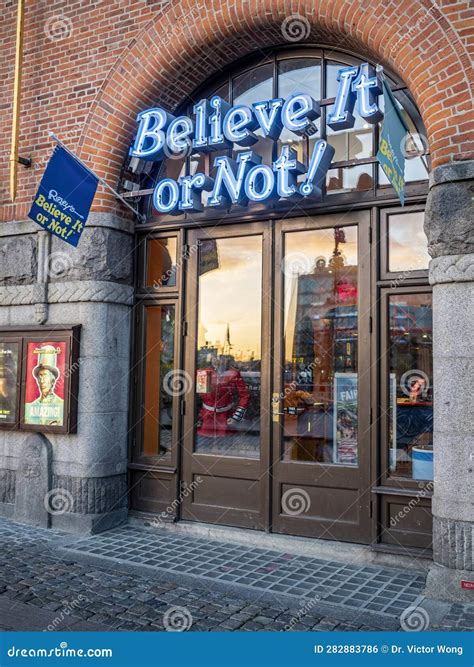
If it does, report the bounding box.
[272,212,371,544]
[194,236,263,459]
[143,304,176,458]
[282,226,359,465]
[182,223,269,530]
[388,292,433,480]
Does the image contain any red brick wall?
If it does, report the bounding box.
[1,0,472,221]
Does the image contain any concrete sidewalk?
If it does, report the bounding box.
[0,517,472,632]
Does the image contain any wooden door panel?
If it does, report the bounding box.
[181,223,271,530]
[271,212,372,544]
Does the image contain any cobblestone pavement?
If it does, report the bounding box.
[0,518,472,633]
[66,526,426,622]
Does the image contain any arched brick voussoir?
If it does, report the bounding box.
[79,0,473,209]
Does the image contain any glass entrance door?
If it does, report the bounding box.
[181,222,272,529]
[181,213,371,541]
[271,212,372,543]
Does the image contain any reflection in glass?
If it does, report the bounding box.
[326,165,373,193]
[213,82,230,103]
[146,238,177,287]
[283,227,358,464]
[379,158,428,184]
[326,61,346,99]
[233,64,273,107]
[195,236,262,458]
[388,212,429,273]
[327,114,373,161]
[388,294,433,479]
[232,65,274,173]
[143,305,175,457]
[277,59,321,166]
[233,139,274,169]
[278,58,321,100]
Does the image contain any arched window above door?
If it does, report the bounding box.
[120,48,429,223]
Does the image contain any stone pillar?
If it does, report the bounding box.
[0,212,135,534]
[14,433,52,528]
[424,161,474,601]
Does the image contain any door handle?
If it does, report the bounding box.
[272,393,283,422]
[272,394,307,421]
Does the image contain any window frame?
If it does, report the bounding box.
[130,299,182,469]
[131,230,184,468]
[379,205,429,281]
[136,230,183,295]
[378,285,433,494]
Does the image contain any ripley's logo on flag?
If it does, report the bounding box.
[376,79,410,205]
[28,145,98,247]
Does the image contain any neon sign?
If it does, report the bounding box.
[130,64,383,214]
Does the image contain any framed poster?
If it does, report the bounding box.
[23,341,67,428]
[0,338,21,427]
[333,372,358,466]
[0,326,80,434]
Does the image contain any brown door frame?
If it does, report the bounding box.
[271,210,373,543]
[128,229,185,517]
[373,284,433,552]
[370,203,433,554]
[128,202,434,550]
[181,221,273,530]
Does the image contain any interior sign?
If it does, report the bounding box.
[130,64,384,214]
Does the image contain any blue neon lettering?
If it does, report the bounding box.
[327,66,359,130]
[192,99,211,150]
[130,108,174,160]
[137,62,383,214]
[352,63,383,123]
[245,164,276,202]
[252,99,284,140]
[208,152,260,208]
[273,146,305,198]
[167,116,194,154]
[153,178,180,213]
[223,106,258,146]
[281,93,320,135]
[178,173,214,212]
[209,96,232,148]
[299,140,335,199]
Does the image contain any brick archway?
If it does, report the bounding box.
[78,0,472,212]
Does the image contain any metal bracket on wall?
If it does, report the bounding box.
[18,156,32,168]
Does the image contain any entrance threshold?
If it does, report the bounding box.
[61,517,428,631]
[129,512,429,574]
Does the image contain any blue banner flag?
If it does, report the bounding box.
[28,145,99,247]
[377,79,410,205]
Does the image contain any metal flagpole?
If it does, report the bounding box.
[10,0,25,202]
[48,131,146,223]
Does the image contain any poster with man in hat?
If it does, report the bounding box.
[24,342,66,426]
